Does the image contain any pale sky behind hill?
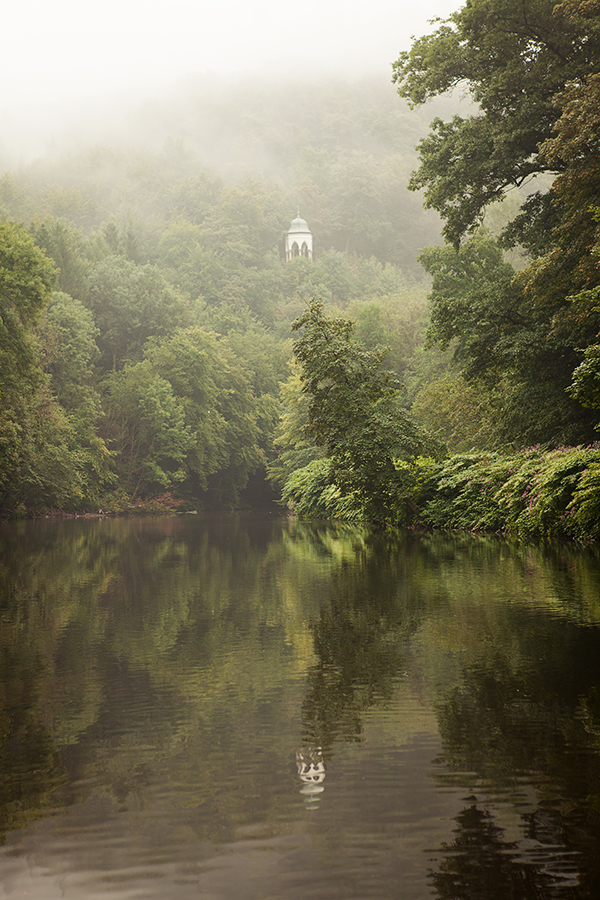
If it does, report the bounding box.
[2,0,459,113]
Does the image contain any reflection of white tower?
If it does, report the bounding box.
[296,748,325,808]
[286,212,313,262]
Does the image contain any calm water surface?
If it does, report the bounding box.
[1,513,600,899]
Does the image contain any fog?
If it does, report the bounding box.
[2,0,459,164]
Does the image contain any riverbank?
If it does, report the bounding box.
[10,445,600,543]
[282,445,600,543]
[405,445,600,542]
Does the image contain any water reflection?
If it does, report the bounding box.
[1,516,600,898]
[296,747,326,807]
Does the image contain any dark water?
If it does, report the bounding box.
[1,514,600,899]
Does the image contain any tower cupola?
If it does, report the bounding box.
[286,211,313,261]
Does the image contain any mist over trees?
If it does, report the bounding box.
[0,75,440,516]
[2,9,600,538]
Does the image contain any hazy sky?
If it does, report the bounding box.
[2,0,458,113]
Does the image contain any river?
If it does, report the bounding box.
[1,512,600,898]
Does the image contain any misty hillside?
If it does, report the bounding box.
[1,74,452,272]
[1,72,448,516]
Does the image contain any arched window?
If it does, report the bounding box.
[292,241,299,258]
[301,242,308,257]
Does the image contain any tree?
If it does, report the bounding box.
[157,220,221,301]
[420,232,524,381]
[419,232,600,444]
[102,361,193,500]
[394,1,600,446]
[412,371,498,452]
[523,74,600,395]
[101,327,265,506]
[268,363,323,490]
[0,224,59,512]
[348,289,429,378]
[0,223,56,332]
[295,148,441,271]
[36,291,112,502]
[291,298,423,523]
[392,0,600,248]
[570,339,600,414]
[145,327,263,503]
[30,217,91,301]
[86,256,191,370]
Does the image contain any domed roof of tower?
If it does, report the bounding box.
[288,214,311,234]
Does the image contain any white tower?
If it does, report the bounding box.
[285,212,313,261]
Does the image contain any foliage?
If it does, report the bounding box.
[267,363,322,490]
[86,256,192,371]
[568,458,600,540]
[348,287,429,377]
[0,232,110,513]
[281,458,363,520]
[0,222,57,325]
[511,78,600,405]
[566,210,600,413]
[413,445,600,540]
[420,231,600,444]
[96,322,267,508]
[143,328,232,489]
[0,79,443,517]
[420,231,517,378]
[571,339,600,412]
[38,292,99,409]
[392,0,600,248]
[411,371,499,452]
[145,327,264,505]
[497,446,599,538]
[101,361,193,500]
[36,291,112,503]
[8,69,600,523]
[291,298,424,524]
[417,452,513,533]
[296,148,440,270]
[30,217,91,301]
[0,225,91,513]
[0,221,56,429]
[393,0,600,451]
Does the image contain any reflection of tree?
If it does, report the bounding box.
[0,720,65,845]
[302,598,406,746]
[300,530,422,748]
[0,514,328,842]
[3,513,600,885]
[415,526,600,897]
[431,648,600,899]
[431,801,555,900]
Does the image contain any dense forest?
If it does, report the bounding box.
[2,0,600,539]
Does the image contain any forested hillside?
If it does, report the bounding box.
[3,0,600,540]
[0,76,440,517]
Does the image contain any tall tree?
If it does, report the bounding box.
[392,0,600,248]
[30,217,91,301]
[37,291,112,502]
[291,299,423,523]
[102,361,192,501]
[394,0,600,445]
[145,327,263,504]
